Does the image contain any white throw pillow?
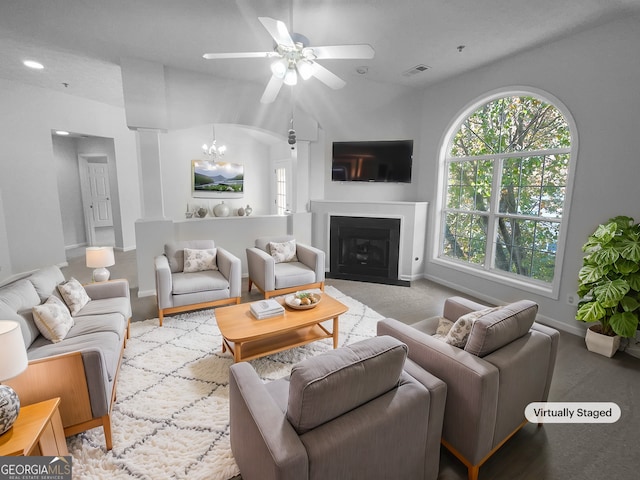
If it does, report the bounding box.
[441,307,502,348]
[57,277,91,315]
[32,295,74,343]
[183,248,218,273]
[268,240,298,263]
[432,317,454,341]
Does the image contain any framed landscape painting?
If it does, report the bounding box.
[191,160,244,198]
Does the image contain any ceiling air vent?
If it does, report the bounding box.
[402,64,431,77]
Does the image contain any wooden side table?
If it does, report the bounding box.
[0,397,69,456]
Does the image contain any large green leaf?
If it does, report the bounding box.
[609,311,639,338]
[584,222,617,248]
[621,296,640,312]
[593,279,630,307]
[627,272,640,291]
[610,215,635,231]
[576,301,606,322]
[619,234,640,262]
[577,284,592,298]
[587,246,619,266]
[615,258,640,275]
[578,264,606,284]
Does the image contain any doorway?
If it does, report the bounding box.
[78,155,115,246]
[273,159,292,215]
[51,133,120,261]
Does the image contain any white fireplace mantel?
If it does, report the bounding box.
[310,200,428,282]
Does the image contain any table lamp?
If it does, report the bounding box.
[86,246,115,282]
[0,320,29,435]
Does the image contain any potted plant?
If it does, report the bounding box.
[576,216,640,357]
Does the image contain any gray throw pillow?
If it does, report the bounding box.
[286,336,407,434]
[464,300,538,357]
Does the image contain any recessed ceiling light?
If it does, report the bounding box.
[23,60,44,70]
[55,130,70,136]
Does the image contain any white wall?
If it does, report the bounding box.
[51,136,86,248]
[298,79,424,203]
[159,124,276,220]
[0,189,11,276]
[0,79,140,280]
[162,64,425,205]
[417,15,640,334]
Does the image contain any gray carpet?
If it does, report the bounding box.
[62,248,640,480]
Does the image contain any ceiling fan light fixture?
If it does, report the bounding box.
[301,47,316,61]
[283,67,298,86]
[296,59,314,80]
[203,16,375,103]
[271,59,287,79]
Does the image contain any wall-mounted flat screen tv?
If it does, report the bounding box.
[191,160,244,198]
[332,140,413,183]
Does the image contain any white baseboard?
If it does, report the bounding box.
[65,242,88,250]
[137,289,156,298]
[622,334,640,358]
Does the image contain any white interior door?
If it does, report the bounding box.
[79,155,113,246]
[87,162,113,227]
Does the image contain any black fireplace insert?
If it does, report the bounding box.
[328,216,409,286]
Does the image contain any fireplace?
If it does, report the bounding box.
[328,216,408,286]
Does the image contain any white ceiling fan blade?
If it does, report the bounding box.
[203,52,276,60]
[260,74,284,103]
[258,17,294,48]
[312,44,375,60]
[311,62,346,89]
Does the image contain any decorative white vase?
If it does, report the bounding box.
[585,324,621,357]
[245,204,252,216]
[213,201,230,217]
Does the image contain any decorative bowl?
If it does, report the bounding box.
[194,207,208,218]
[285,293,322,310]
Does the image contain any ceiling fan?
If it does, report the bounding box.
[203,17,375,103]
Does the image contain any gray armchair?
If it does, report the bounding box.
[154,240,241,326]
[229,336,447,480]
[377,297,559,480]
[246,235,325,298]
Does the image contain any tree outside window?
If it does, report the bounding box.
[441,95,572,286]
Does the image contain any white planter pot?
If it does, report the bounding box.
[585,325,621,358]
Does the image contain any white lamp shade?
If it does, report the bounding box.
[0,321,28,381]
[283,67,298,86]
[86,246,115,268]
[270,59,287,79]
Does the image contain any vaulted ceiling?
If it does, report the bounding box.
[1,0,639,107]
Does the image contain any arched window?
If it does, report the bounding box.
[437,91,575,296]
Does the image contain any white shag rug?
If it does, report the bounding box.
[67,286,383,479]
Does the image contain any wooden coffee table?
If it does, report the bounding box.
[215,293,348,362]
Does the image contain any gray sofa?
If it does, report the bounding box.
[378,297,559,480]
[229,335,447,480]
[0,265,131,450]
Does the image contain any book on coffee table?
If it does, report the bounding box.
[250,299,285,319]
